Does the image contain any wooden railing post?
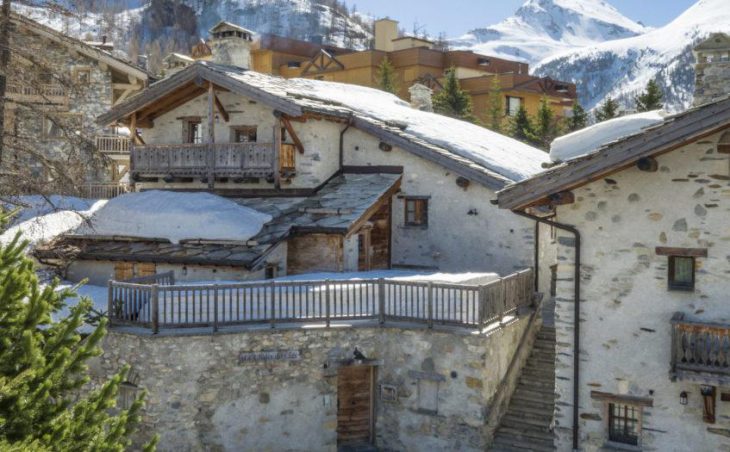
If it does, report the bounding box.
[499,278,506,325]
[270,280,276,329]
[151,284,159,334]
[427,282,434,329]
[378,278,385,325]
[478,285,486,330]
[213,287,219,333]
[107,280,114,327]
[325,280,331,328]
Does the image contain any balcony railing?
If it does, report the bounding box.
[79,183,130,199]
[6,83,67,104]
[95,135,130,155]
[671,312,730,384]
[131,142,296,180]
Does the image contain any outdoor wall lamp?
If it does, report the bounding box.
[680,391,688,405]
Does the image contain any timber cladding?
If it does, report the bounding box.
[287,233,344,275]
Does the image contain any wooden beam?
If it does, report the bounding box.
[129,112,139,145]
[590,391,653,408]
[531,191,574,207]
[346,176,402,238]
[214,94,229,122]
[281,115,305,154]
[273,113,282,189]
[207,83,215,189]
[113,88,134,106]
[113,83,141,90]
[655,247,708,257]
[136,84,206,123]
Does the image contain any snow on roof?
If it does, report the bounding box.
[283,78,550,182]
[73,191,272,244]
[1,196,107,248]
[550,110,666,163]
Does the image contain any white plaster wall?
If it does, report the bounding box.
[138,91,341,190]
[550,130,730,451]
[343,127,535,275]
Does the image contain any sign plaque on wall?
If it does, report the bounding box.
[238,350,301,364]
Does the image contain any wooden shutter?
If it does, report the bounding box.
[136,262,157,277]
[114,262,134,281]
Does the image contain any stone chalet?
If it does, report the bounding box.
[29,56,562,451]
[3,14,150,194]
[497,33,730,452]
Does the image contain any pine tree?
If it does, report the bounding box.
[0,213,157,451]
[484,74,503,133]
[510,105,537,145]
[375,57,397,95]
[595,97,619,122]
[433,67,476,123]
[567,101,588,132]
[533,97,560,150]
[635,79,664,112]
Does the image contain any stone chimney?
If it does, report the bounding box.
[208,21,254,69]
[409,83,433,112]
[693,33,730,107]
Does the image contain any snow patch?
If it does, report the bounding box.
[74,191,272,244]
[550,110,666,162]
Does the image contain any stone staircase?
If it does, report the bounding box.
[491,324,556,451]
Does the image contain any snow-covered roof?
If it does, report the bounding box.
[99,62,549,188]
[73,191,272,244]
[550,111,666,163]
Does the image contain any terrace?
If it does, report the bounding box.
[106,269,535,334]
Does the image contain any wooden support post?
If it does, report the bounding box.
[325,280,331,328]
[151,284,159,334]
[427,282,434,329]
[107,280,114,327]
[207,83,215,189]
[281,115,305,154]
[273,112,282,189]
[378,278,385,325]
[129,112,139,145]
[213,287,219,333]
[478,286,485,329]
[499,279,505,325]
[270,280,276,329]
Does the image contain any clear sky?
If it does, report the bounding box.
[343,0,699,37]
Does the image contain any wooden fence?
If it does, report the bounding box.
[108,269,534,333]
[95,135,131,155]
[79,183,130,199]
[671,312,730,379]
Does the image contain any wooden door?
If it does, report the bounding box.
[337,366,374,446]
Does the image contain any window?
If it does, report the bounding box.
[506,96,522,116]
[114,262,157,281]
[404,197,428,227]
[669,256,695,291]
[183,119,202,144]
[608,403,640,446]
[75,67,91,84]
[265,264,278,280]
[118,381,140,410]
[231,126,257,143]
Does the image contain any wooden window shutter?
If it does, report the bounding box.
[136,262,157,277]
[114,262,134,281]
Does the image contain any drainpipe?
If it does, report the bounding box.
[339,116,353,170]
[513,209,581,451]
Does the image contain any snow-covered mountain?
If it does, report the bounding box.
[451,0,648,65]
[533,0,730,112]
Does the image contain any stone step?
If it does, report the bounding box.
[491,435,555,452]
[518,378,555,390]
[502,411,553,426]
[520,370,555,381]
[509,391,556,408]
[513,387,556,401]
[495,426,555,443]
[500,414,552,431]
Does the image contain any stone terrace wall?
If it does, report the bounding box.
[90,317,533,451]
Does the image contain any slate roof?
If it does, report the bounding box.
[36,172,401,269]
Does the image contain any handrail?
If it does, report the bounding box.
[107,269,535,334]
[671,312,730,378]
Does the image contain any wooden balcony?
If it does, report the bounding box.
[671,312,730,384]
[6,83,68,105]
[95,135,131,155]
[131,142,296,181]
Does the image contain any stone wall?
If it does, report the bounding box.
[549,130,730,451]
[90,316,532,451]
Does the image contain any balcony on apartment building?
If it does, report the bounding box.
[670,312,730,385]
[130,141,296,182]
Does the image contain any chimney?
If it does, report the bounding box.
[409,83,433,112]
[693,33,730,107]
[208,21,254,69]
[374,18,398,52]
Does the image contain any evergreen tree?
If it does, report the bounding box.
[510,105,537,145]
[567,101,588,132]
[484,74,503,133]
[595,97,619,122]
[375,57,397,95]
[635,79,664,112]
[533,97,560,151]
[0,214,157,451]
[433,67,476,123]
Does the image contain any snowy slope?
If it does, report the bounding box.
[534,0,730,112]
[451,0,647,65]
